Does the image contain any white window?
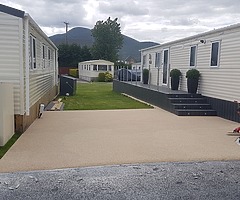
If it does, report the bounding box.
[30,35,36,69]
[48,48,51,68]
[211,41,220,67]
[143,55,146,67]
[190,46,197,67]
[149,54,152,64]
[155,52,161,68]
[42,44,46,68]
[98,65,107,71]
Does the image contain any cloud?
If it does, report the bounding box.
[2,0,89,28]
[169,18,200,26]
[2,0,240,43]
[98,0,149,16]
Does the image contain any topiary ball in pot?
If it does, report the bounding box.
[142,68,149,84]
[170,69,181,90]
[186,69,200,93]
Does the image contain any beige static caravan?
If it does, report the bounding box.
[0,4,59,133]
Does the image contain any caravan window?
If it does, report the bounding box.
[93,65,97,70]
[42,44,46,68]
[190,46,197,67]
[155,52,161,68]
[30,35,36,69]
[143,55,146,67]
[98,65,107,71]
[48,48,51,68]
[149,54,152,64]
[211,42,220,67]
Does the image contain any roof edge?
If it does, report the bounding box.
[79,59,114,64]
[0,4,25,18]
[141,22,240,52]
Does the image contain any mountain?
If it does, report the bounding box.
[49,27,159,62]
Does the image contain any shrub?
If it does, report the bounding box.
[186,69,200,79]
[69,68,79,78]
[105,71,113,82]
[98,72,113,82]
[98,72,105,82]
[142,68,149,84]
[170,69,181,77]
[143,68,149,76]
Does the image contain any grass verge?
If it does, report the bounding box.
[61,82,153,110]
[0,134,21,159]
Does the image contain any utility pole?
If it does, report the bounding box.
[63,22,69,44]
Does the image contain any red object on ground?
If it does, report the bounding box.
[233,127,240,133]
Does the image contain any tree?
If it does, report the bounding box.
[58,44,92,67]
[81,45,92,61]
[91,17,123,62]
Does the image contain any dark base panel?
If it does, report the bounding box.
[113,80,174,113]
[204,96,240,123]
[113,80,240,123]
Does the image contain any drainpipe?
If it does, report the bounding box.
[24,14,30,115]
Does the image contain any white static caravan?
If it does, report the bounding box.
[132,62,141,70]
[78,59,114,82]
[140,23,240,121]
[0,4,58,133]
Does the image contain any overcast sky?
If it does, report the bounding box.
[2,0,240,43]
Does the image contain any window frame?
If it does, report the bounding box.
[149,54,152,64]
[143,55,147,67]
[98,65,107,71]
[47,47,51,68]
[29,35,37,70]
[42,44,46,68]
[210,41,221,67]
[189,45,197,67]
[155,52,161,68]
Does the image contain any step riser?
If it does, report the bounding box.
[174,105,212,109]
[177,111,217,116]
[170,99,207,104]
[168,94,202,98]
[168,93,216,116]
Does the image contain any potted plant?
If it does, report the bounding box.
[142,68,149,84]
[170,69,181,90]
[186,69,200,93]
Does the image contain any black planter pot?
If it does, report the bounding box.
[143,75,149,84]
[187,78,199,93]
[171,77,180,90]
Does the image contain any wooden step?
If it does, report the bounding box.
[50,102,63,111]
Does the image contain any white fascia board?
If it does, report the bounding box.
[25,13,58,50]
[79,60,114,65]
[140,23,240,52]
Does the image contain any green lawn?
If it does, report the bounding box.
[0,134,20,159]
[61,82,152,110]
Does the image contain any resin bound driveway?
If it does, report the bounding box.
[0,108,240,173]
